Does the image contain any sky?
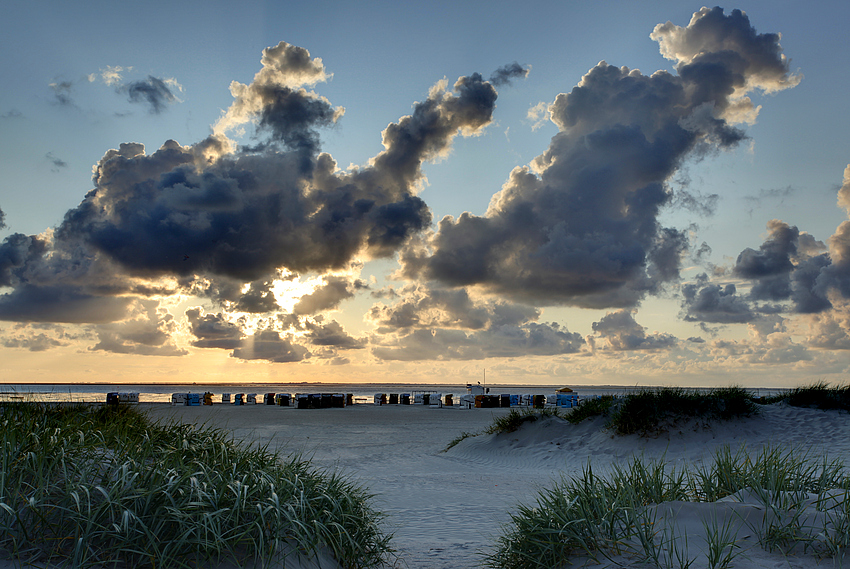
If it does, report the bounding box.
[1,1,849,387]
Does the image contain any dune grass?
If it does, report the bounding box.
[487,445,850,569]
[761,381,850,411]
[567,387,758,436]
[0,402,392,569]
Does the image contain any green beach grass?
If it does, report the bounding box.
[0,402,393,569]
[487,445,850,569]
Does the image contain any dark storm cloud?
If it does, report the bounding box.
[0,207,6,230]
[123,76,178,114]
[403,7,798,308]
[489,62,530,86]
[590,310,677,351]
[185,308,243,349]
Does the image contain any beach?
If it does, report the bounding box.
[127,401,850,569]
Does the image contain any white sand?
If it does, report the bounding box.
[6,402,849,568]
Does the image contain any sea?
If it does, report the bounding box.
[0,382,788,404]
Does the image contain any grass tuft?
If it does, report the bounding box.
[565,387,757,436]
[486,444,850,569]
[0,402,392,569]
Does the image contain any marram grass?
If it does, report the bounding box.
[487,445,850,569]
[0,402,393,569]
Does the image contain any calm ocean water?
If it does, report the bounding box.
[0,382,786,404]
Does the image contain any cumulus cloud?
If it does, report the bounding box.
[0,41,506,337]
[231,328,310,362]
[292,276,363,315]
[590,310,677,351]
[368,284,583,361]
[186,308,244,349]
[122,76,182,114]
[89,300,187,356]
[681,276,755,323]
[367,284,539,331]
[303,319,365,349]
[1,323,77,352]
[0,207,6,230]
[400,7,799,308]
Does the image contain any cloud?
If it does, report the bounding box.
[368,284,583,361]
[122,76,181,114]
[366,284,539,331]
[371,322,583,361]
[292,276,362,315]
[0,42,504,331]
[45,152,68,172]
[0,207,6,230]
[186,307,244,350]
[1,323,76,352]
[213,41,334,138]
[805,300,850,350]
[1,109,23,119]
[231,328,311,362]
[49,80,75,106]
[590,309,677,351]
[681,275,755,323]
[652,7,801,98]
[89,300,187,356]
[401,7,799,309]
[0,284,133,324]
[489,62,530,86]
[527,101,550,131]
[303,319,365,349]
[88,65,131,86]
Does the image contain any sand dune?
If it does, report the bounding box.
[5,402,847,569]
